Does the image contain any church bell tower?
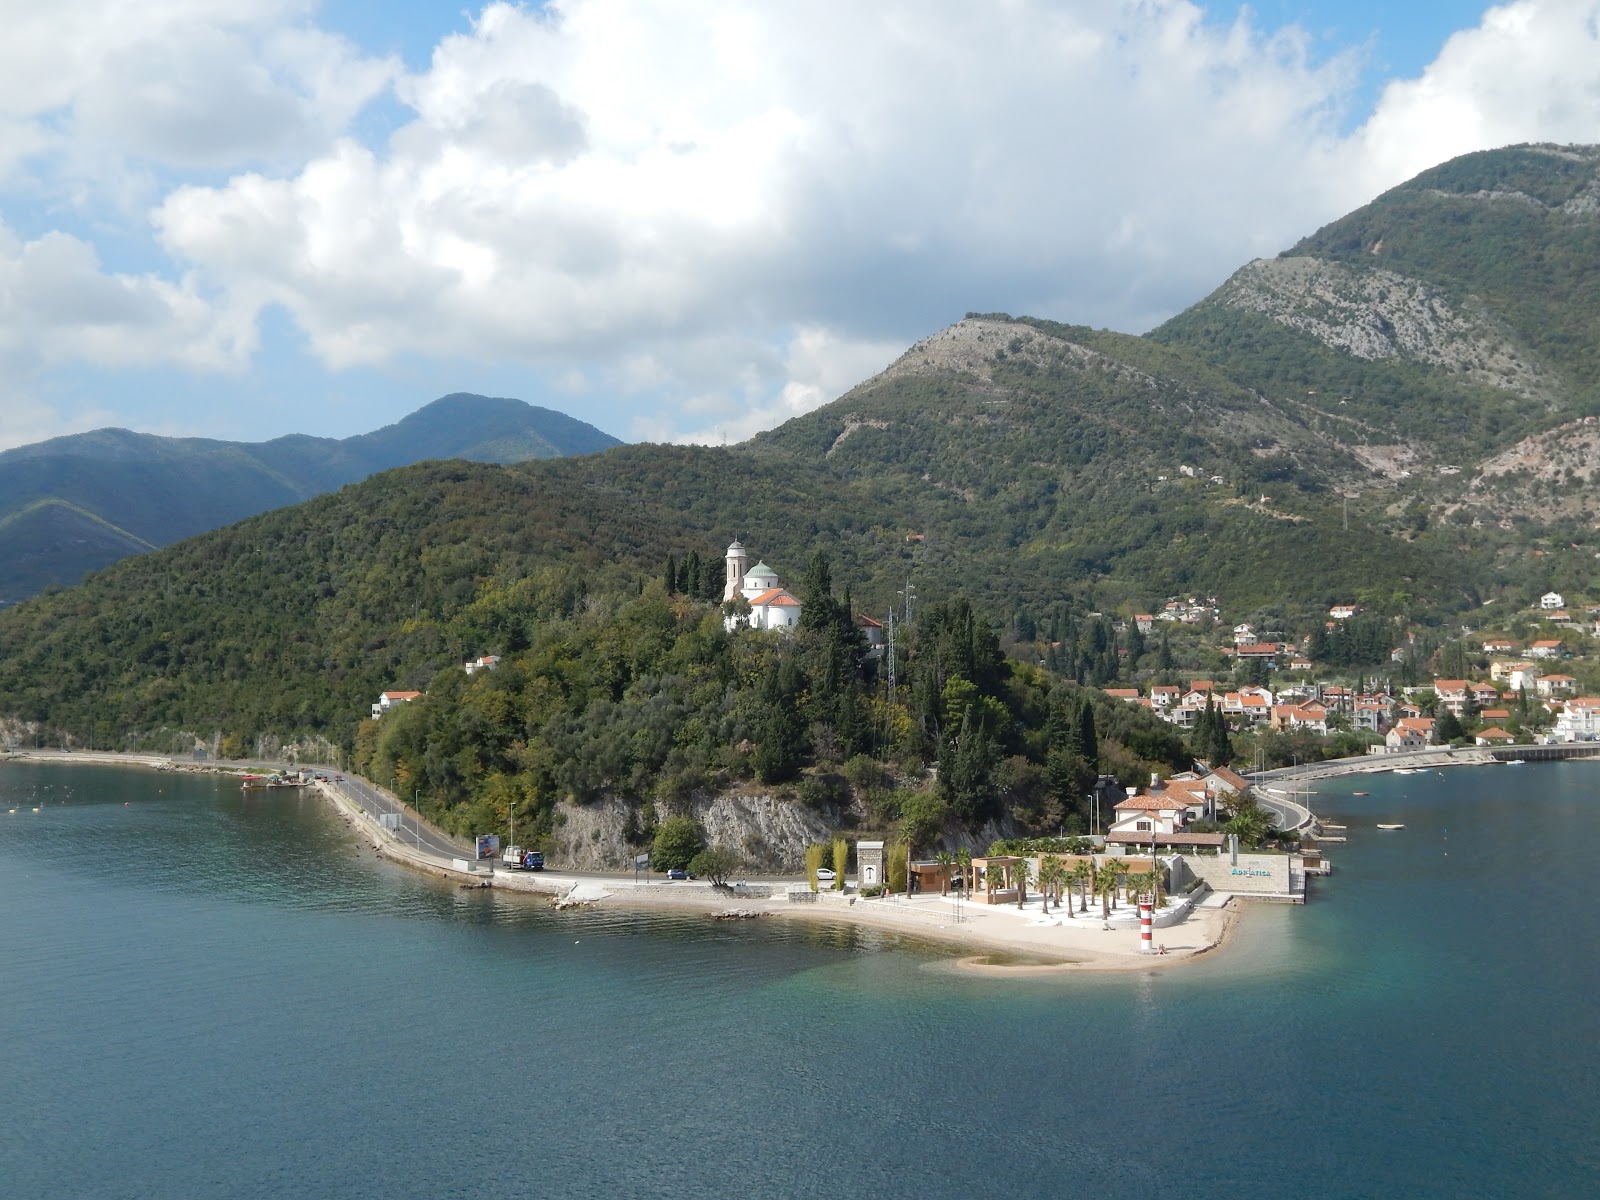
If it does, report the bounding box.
[723,539,748,602]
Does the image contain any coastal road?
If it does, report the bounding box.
[325,773,469,861]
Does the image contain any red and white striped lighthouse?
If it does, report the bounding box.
[1139,897,1154,954]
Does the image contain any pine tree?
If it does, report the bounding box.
[684,549,702,599]
[663,554,678,594]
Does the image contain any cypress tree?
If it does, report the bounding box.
[1076,698,1099,770]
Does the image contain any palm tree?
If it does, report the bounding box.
[1102,857,1127,909]
[934,850,954,896]
[1068,861,1093,916]
[979,864,1004,902]
[1039,855,1065,911]
[956,847,973,894]
[1013,858,1031,908]
[1097,867,1117,920]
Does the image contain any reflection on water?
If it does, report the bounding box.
[1,759,1596,1200]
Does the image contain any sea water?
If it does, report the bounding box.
[0,760,1596,1199]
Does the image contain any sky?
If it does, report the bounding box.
[3,0,1599,451]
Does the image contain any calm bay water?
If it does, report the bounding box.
[1,761,1597,1199]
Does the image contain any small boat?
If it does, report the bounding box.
[1393,768,1421,775]
[1352,790,1368,796]
[1377,823,1406,831]
[1504,759,1525,766]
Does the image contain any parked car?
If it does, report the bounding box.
[665,867,689,880]
[815,868,836,881]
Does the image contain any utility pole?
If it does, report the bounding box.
[886,612,897,709]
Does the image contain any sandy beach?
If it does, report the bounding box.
[7,748,1245,974]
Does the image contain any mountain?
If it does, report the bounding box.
[3,143,1599,763]
[0,394,620,603]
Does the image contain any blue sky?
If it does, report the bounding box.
[3,1,1598,451]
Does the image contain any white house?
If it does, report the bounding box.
[722,540,803,632]
[1386,717,1434,749]
[1540,591,1565,610]
[371,690,421,720]
[463,655,500,675]
[1550,697,1600,742]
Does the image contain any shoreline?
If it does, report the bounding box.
[319,777,1245,975]
[9,748,1252,975]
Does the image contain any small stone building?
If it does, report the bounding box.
[856,839,885,888]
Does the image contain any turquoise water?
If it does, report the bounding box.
[1,762,1597,1199]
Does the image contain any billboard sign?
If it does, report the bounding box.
[475,834,500,860]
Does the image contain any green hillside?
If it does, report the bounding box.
[4,143,1600,846]
[0,394,621,604]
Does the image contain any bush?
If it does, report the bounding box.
[651,815,705,871]
[797,772,848,811]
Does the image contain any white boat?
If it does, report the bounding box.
[1376,823,1406,831]
[1504,759,1526,766]
[1393,768,1422,775]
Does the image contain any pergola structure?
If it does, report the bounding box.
[971,855,1025,904]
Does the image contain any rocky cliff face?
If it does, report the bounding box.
[550,789,838,873]
[1212,257,1550,400]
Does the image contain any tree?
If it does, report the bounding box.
[1076,697,1099,768]
[899,789,950,847]
[689,845,739,887]
[1102,857,1127,908]
[887,841,909,893]
[1013,858,1031,908]
[934,850,955,896]
[956,847,973,894]
[1097,865,1117,919]
[831,836,848,890]
[1223,801,1276,849]
[1039,854,1066,911]
[1069,860,1093,915]
[979,864,1004,902]
[805,842,827,892]
[652,815,705,871]
[1435,708,1465,744]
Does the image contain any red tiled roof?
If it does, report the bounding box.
[749,588,800,606]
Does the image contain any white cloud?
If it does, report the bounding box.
[1351,1,1600,190]
[8,0,1600,444]
[0,220,251,372]
[0,0,395,206]
[152,0,1370,435]
[0,388,115,452]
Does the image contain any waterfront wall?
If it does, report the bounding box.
[1177,852,1290,895]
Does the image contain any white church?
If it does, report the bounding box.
[722,539,803,631]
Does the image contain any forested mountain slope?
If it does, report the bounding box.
[6,144,1600,770]
[0,394,620,604]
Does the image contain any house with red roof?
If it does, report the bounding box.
[371,690,422,720]
[1386,717,1435,750]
